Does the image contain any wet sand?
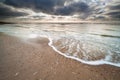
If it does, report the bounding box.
[0,33,120,80]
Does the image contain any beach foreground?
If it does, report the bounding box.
[0,33,120,80]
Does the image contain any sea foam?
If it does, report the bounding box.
[47,36,120,67]
[0,24,120,67]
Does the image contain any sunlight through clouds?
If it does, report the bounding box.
[0,0,119,21]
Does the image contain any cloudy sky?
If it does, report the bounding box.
[0,0,120,21]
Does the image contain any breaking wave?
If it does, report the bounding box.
[48,36,120,67]
[0,24,120,67]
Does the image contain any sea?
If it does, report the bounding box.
[0,23,120,67]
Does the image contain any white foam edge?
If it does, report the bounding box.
[48,37,120,67]
[1,30,120,67]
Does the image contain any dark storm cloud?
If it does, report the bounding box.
[105,3,120,20]
[0,0,5,2]
[109,4,120,10]
[106,11,120,19]
[4,0,65,13]
[55,2,90,15]
[4,0,91,16]
[0,3,28,19]
[0,0,120,20]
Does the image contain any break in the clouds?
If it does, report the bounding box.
[0,0,120,20]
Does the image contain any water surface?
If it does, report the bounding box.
[0,23,120,67]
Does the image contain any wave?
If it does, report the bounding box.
[100,34,120,38]
[105,29,120,32]
[0,24,120,67]
[90,33,120,39]
[48,37,120,67]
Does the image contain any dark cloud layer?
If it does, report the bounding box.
[3,0,92,19]
[0,3,28,19]
[4,0,65,13]
[106,11,120,19]
[55,2,90,15]
[4,0,91,16]
[0,0,120,20]
[109,4,120,10]
[106,3,120,20]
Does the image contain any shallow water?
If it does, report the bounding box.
[0,23,120,67]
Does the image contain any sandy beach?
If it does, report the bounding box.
[0,33,120,80]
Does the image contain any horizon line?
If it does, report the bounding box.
[0,20,120,24]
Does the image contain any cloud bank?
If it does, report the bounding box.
[0,0,120,20]
[0,3,28,19]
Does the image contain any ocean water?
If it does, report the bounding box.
[0,23,120,67]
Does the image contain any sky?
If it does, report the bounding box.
[0,0,120,21]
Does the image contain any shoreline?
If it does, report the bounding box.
[0,21,120,25]
[0,33,120,80]
[48,37,120,67]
